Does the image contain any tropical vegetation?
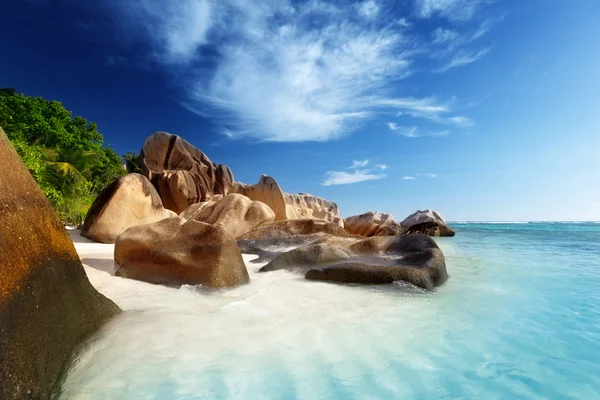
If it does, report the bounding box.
[0,90,128,224]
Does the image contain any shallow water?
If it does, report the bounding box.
[59,224,600,399]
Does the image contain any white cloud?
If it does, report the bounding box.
[105,0,499,142]
[436,48,491,72]
[431,27,458,44]
[397,18,411,27]
[350,160,369,168]
[472,14,506,40]
[418,172,438,178]
[323,159,386,185]
[416,0,486,21]
[403,176,415,180]
[388,124,451,137]
[109,0,213,64]
[323,169,386,186]
[358,0,380,18]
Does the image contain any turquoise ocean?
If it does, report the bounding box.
[59,223,600,399]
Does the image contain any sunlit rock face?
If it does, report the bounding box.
[238,219,353,240]
[284,192,343,227]
[181,194,275,239]
[81,173,176,244]
[141,131,235,213]
[233,175,343,226]
[0,127,120,400]
[344,211,403,236]
[114,217,249,288]
[400,209,455,237]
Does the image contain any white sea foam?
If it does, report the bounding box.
[59,229,600,399]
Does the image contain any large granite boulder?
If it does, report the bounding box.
[114,217,249,288]
[344,211,403,236]
[141,132,235,213]
[238,219,353,240]
[0,127,120,400]
[284,192,343,226]
[305,235,447,290]
[400,209,455,237]
[81,173,176,243]
[233,175,342,226]
[181,193,275,238]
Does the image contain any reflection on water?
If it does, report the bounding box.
[58,225,600,399]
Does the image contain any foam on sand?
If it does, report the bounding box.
[60,227,600,399]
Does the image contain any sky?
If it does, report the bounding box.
[1,0,599,221]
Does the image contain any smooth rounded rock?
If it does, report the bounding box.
[344,211,403,236]
[114,217,249,288]
[184,194,275,238]
[400,209,455,237]
[82,173,176,243]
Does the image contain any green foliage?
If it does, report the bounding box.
[123,151,142,173]
[1,92,126,224]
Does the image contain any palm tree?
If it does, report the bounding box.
[42,148,98,194]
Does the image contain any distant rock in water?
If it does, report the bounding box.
[254,226,447,290]
[305,235,447,290]
[81,173,176,243]
[344,211,403,236]
[114,217,249,288]
[233,175,342,226]
[400,209,455,237]
[181,193,275,238]
[0,127,120,399]
[141,131,235,213]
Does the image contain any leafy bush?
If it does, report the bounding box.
[0,91,126,224]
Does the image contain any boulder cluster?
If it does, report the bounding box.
[81,131,455,290]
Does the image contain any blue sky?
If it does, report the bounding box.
[2,0,599,221]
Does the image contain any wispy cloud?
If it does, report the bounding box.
[323,159,386,186]
[388,123,451,137]
[415,0,488,21]
[431,27,459,44]
[104,0,500,142]
[323,169,386,186]
[357,0,380,18]
[435,48,491,72]
[403,172,437,180]
[109,0,213,64]
[350,160,369,168]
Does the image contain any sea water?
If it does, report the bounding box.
[58,223,600,399]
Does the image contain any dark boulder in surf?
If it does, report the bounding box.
[400,209,455,237]
[305,234,447,290]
